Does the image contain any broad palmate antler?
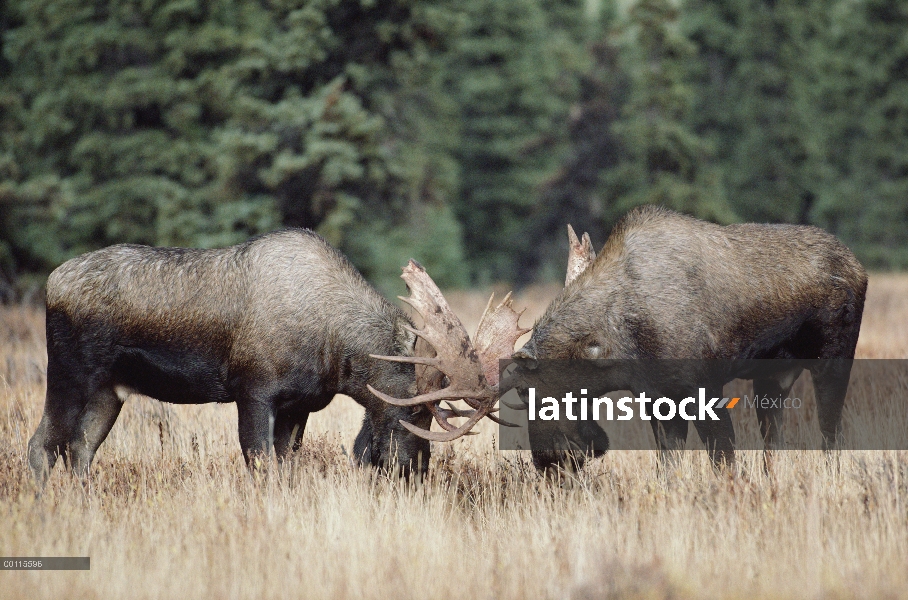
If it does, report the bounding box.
[367,260,529,441]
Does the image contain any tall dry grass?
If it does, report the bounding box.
[1,275,907,599]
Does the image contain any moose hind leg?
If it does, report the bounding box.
[28,411,76,486]
[27,377,86,485]
[68,387,124,476]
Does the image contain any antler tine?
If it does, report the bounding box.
[503,398,529,410]
[367,383,491,407]
[568,223,581,246]
[443,401,474,417]
[429,403,468,432]
[369,354,441,367]
[400,410,487,442]
[582,232,596,260]
[483,412,520,428]
[566,224,596,286]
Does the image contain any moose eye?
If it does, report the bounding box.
[586,345,605,359]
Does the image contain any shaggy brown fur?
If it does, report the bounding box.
[516,206,867,469]
[28,230,431,485]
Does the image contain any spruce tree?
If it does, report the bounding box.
[598,0,733,225]
[442,0,587,283]
[683,0,822,224]
[683,0,908,267]
[807,0,908,267]
[527,2,626,283]
[0,0,468,294]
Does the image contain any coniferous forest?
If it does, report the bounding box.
[1,0,907,298]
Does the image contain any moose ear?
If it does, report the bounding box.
[393,316,418,354]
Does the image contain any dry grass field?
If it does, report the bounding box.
[2,275,908,599]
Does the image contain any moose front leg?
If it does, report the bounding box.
[68,387,124,477]
[273,408,310,462]
[692,387,736,470]
[237,398,276,468]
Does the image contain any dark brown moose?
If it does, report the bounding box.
[513,206,868,470]
[28,230,441,485]
[363,206,868,472]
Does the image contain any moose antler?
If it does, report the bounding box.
[367,260,529,442]
[566,224,596,286]
[474,291,531,387]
